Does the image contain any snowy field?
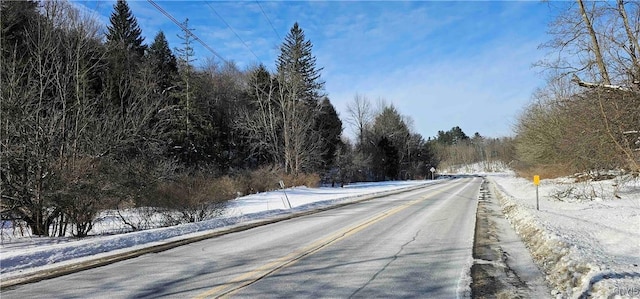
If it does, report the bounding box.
[0,180,434,282]
[455,163,640,298]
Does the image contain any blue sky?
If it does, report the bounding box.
[75,0,554,140]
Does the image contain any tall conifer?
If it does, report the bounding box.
[147,31,177,92]
[276,22,324,103]
[105,0,146,114]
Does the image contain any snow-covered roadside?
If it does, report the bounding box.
[0,180,435,283]
[487,172,640,298]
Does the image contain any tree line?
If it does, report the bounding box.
[514,0,640,179]
[0,0,445,238]
[429,127,515,172]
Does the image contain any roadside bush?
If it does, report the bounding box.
[211,176,239,200]
[282,172,320,188]
[248,166,281,193]
[233,167,322,195]
[155,174,230,224]
[514,87,639,176]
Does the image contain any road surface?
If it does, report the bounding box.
[2,177,481,298]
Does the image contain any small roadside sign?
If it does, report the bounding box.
[279,180,291,209]
[533,175,540,210]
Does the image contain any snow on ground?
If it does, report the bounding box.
[0,180,434,281]
[3,162,638,298]
[443,160,511,174]
[484,171,640,298]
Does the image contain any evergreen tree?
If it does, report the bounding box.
[315,97,343,170]
[436,126,470,145]
[269,23,326,174]
[105,0,145,57]
[248,64,276,104]
[372,106,411,148]
[276,22,324,103]
[369,106,409,180]
[105,0,146,114]
[147,31,178,92]
[374,137,399,180]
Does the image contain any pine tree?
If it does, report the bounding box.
[165,19,213,166]
[375,137,399,180]
[315,97,343,170]
[276,22,324,103]
[270,23,327,174]
[147,31,178,92]
[370,106,410,180]
[105,0,146,114]
[105,0,145,57]
[436,126,469,145]
[248,64,276,104]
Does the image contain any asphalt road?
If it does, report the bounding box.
[2,177,481,298]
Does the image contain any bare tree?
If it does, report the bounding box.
[1,0,169,237]
[346,93,373,148]
[577,0,612,84]
[50,1,110,237]
[532,0,640,173]
[539,1,636,88]
[275,69,322,174]
[616,0,640,88]
[1,1,66,236]
[238,65,283,167]
[239,63,324,175]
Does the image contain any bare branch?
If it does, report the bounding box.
[572,74,630,91]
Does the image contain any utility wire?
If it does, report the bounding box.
[256,1,281,41]
[147,0,229,64]
[205,1,261,63]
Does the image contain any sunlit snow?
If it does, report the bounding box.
[0,181,433,280]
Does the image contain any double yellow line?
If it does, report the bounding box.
[195,184,455,298]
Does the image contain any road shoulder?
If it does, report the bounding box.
[471,178,550,298]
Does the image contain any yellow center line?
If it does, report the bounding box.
[194,183,459,299]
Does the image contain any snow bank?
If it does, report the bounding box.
[488,173,640,298]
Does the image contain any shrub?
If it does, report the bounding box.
[155,174,230,224]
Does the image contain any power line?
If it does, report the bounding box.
[256,1,281,41]
[146,0,229,64]
[205,1,261,63]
